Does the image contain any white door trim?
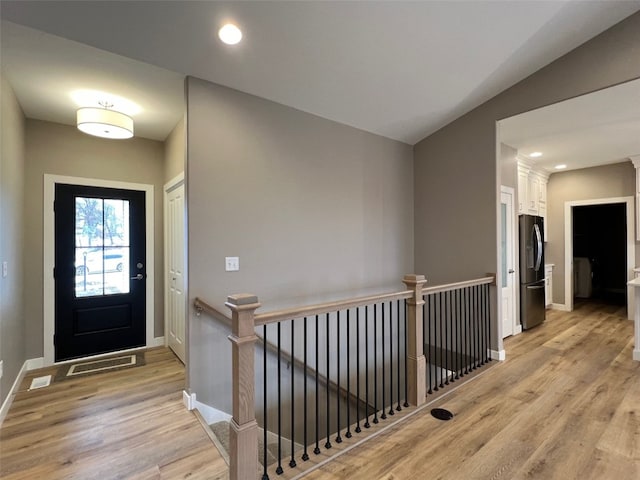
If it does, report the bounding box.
[164,172,185,362]
[500,186,519,337]
[564,196,635,319]
[43,174,155,366]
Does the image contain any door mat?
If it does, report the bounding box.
[54,352,145,382]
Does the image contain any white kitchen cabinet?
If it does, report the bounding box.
[517,166,529,214]
[516,158,549,239]
[545,264,554,307]
[527,174,540,214]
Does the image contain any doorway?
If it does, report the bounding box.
[54,184,146,361]
[43,175,155,366]
[564,196,635,319]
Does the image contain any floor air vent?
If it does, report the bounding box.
[431,408,454,421]
[29,375,52,390]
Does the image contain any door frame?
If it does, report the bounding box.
[500,186,520,337]
[43,174,155,366]
[163,172,186,362]
[564,196,635,319]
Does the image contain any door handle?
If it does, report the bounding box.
[527,285,545,290]
[131,273,145,281]
[508,269,515,274]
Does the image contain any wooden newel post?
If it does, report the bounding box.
[403,274,427,406]
[226,293,261,480]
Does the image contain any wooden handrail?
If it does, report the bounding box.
[421,276,494,296]
[254,290,413,326]
[194,297,231,325]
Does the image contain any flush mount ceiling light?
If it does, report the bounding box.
[219,23,242,45]
[76,101,134,139]
[529,151,543,158]
[555,164,567,170]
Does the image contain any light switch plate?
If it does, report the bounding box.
[0,360,3,380]
[225,257,239,272]
[2,261,7,278]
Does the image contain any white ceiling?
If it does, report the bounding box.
[499,78,640,172]
[1,1,639,144]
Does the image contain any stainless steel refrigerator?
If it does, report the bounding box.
[519,214,545,330]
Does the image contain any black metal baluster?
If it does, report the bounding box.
[445,290,450,386]
[396,300,402,411]
[263,326,269,480]
[484,283,489,364]
[289,321,296,468]
[450,290,456,382]
[474,285,479,370]
[364,305,370,429]
[314,315,320,455]
[356,307,362,433]
[373,304,379,424]
[456,290,464,378]
[403,301,409,408]
[438,292,444,389]
[302,318,309,462]
[381,302,387,420]
[427,294,432,394]
[346,309,352,438]
[335,311,342,443]
[325,313,332,449]
[486,284,492,363]
[464,287,469,375]
[480,284,485,365]
[477,285,482,368]
[388,301,394,416]
[276,322,283,475]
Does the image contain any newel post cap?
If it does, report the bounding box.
[226,293,260,310]
[403,274,427,286]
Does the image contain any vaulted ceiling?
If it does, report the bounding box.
[1,1,639,146]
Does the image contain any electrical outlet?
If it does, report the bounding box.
[225,256,239,272]
[2,261,7,278]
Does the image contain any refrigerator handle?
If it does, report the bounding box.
[534,223,542,271]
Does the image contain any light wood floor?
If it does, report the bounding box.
[306,301,640,480]
[0,347,227,480]
[2,303,638,479]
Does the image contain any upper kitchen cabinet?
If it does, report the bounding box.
[517,158,549,241]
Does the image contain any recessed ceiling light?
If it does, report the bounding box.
[219,23,242,45]
[555,164,567,170]
[529,152,543,158]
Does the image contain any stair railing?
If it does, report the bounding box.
[204,273,494,479]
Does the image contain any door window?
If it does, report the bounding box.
[75,197,131,297]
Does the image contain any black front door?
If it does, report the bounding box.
[54,183,146,361]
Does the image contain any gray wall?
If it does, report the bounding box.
[187,77,414,411]
[23,120,166,358]
[546,161,637,303]
[0,75,26,407]
[414,12,640,344]
[500,143,518,190]
[164,116,185,183]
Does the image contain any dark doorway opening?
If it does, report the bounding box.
[572,203,626,306]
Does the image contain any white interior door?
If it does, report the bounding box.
[501,187,517,338]
[165,179,186,363]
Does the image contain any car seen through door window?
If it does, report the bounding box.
[75,248,125,275]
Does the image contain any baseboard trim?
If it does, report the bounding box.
[0,360,29,426]
[152,336,165,347]
[490,349,506,361]
[193,397,232,425]
[26,357,44,370]
[551,303,570,312]
[633,349,640,362]
[513,325,523,335]
[183,390,196,410]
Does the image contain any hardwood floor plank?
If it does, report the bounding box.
[0,348,225,480]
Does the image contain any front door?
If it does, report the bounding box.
[54,183,146,361]
[501,187,517,338]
